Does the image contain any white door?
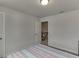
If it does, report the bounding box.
[0,13,5,58]
[34,20,41,43]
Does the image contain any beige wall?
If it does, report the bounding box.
[41,10,79,54]
[0,7,40,56]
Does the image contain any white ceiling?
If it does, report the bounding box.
[0,0,79,18]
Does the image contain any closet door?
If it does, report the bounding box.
[0,12,5,57]
[34,20,41,43]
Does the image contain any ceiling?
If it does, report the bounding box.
[0,0,79,18]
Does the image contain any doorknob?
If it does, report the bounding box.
[0,38,2,40]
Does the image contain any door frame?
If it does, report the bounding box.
[0,12,5,57]
[41,21,48,45]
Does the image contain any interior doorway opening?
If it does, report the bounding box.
[41,21,48,45]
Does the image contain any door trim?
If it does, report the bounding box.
[41,21,48,45]
[0,12,6,57]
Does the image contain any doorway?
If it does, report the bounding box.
[41,21,48,45]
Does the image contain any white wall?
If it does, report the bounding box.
[41,10,79,54]
[0,7,40,56]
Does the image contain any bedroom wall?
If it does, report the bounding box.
[40,10,79,54]
[0,7,40,56]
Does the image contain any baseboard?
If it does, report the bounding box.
[41,43,78,56]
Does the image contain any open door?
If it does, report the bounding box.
[41,21,48,45]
